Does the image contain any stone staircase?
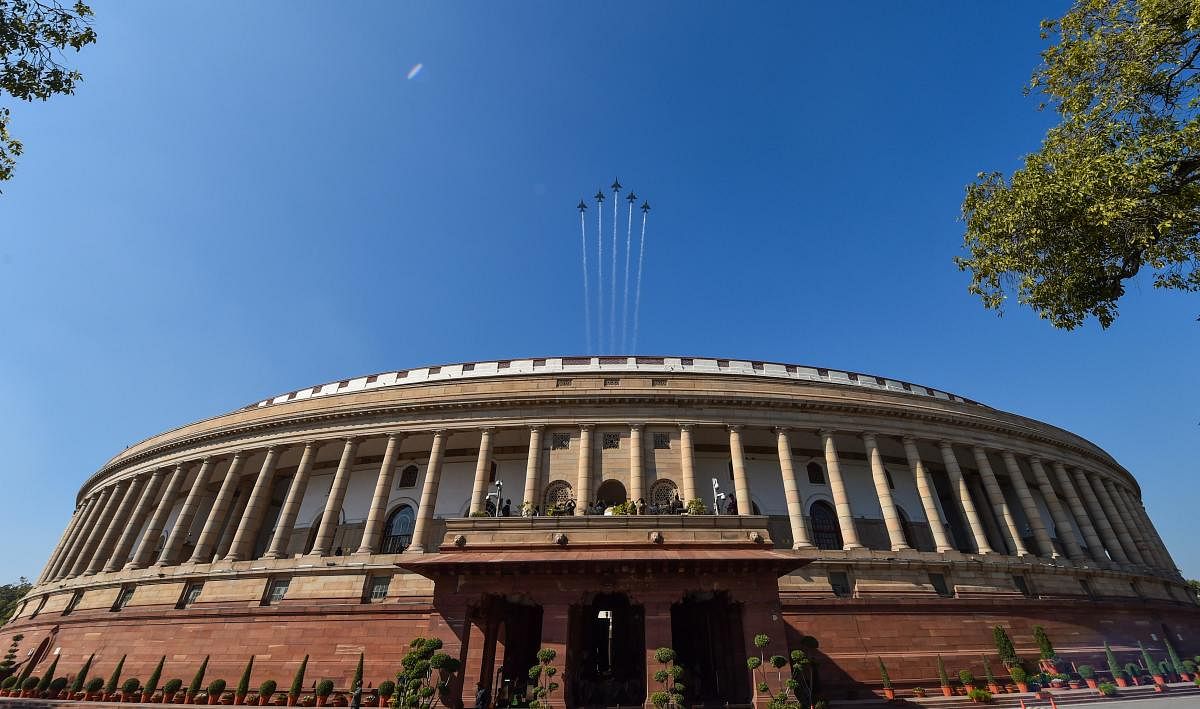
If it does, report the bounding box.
[828,680,1200,708]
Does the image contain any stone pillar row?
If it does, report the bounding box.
[43,422,1176,582]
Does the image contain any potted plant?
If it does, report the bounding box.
[208,680,228,705]
[144,656,167,702]
[981,656,1000,694]
[236,657,255,705]
[123,678,142,702]
[959,669,976,693]
[876,657,893,700]
[21,676,40,698]
[188,657,211,705]
[993,626,1019,668]
[377,681,394,709]
[104,654,128,700]
[1140,642,1164,685]
[967,688,992,704]
[1033,626,1056,673]
[50,677,69,699]
[1165,635,1188,681]
[1078,665,1097,689]
[86,677,106,700]
[259,681,277,706]
[165,679,185,704]
[1010,666,1028,693]
[287,656,308,708]
[937,656,952,696]
[911,687,926,698]
[1097,681,1117,697]
[299,695,315,708]
[315,680,333,708]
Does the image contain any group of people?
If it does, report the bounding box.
[529,493,688,517]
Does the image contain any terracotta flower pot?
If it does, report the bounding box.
[1115,677,1128,687]
[260,696,271,706]
[1085,678,1097,689]
[1016,682,1029,693]
[235,694,244,706]
[1182,672,1193,682]
[1069,681,1082,689]
[1154,684,1165,693]
[315,696,326,708]
[941,685,953,697]
[377,697,390,708]
[1153,674,1165,686]
[987,683,1000,694]
[883,687,894,699]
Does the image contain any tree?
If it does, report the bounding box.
[395,637,460,709]
[1033,625,1056,660]
[0,1,97,188]
[958,0,1200,329]
[0,578,31,625]
[993,626,1019,666]
[288,655,308,703]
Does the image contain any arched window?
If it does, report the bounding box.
[810,501,842,550]
[649,479,679,510]
[807,462,825,485]
[543,480,574,514]
[398,465,419,489]
[382,505,415,554]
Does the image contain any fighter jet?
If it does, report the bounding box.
[577,200,587,212]
[611,178,622,191]
[641,201,651,213]
[594,190,606,202]
[626,191,637,203]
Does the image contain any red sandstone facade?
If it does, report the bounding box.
[3,357,1196,706]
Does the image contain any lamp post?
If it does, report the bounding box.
[711,477,727,516]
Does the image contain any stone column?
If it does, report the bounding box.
[225,446,283,561]
[1128,496,1178,573]
[820,430,862,549]
[1028,457,1084,560]
[863,433,909,551]
[105,469,167,571]
[214,481,251,560]
[1000,451,1055,558]
[61,490,114,579]
[629,424,645,505]
[902,437,952,553]
[1090,475,1141,565]
[972,447,1027,556]
[522,426,544,512]
[408,430,447,553]
[1051,461,1106,562]
[1071,467,1128,563]
[1104,480,1154,569]
[310,438,360,556]
[575,425,594,513]
[85,477,143,574]
[728,426,753,516]
[40,501,90,583]
[938,442,993,554]
[357,433,404,553]
[189,453,247,563]
[158,457,214,566]
[469,428,495,515]
[47,497,97,580]
[263,441,319,559]
[775,428,812,549]
[679,425,697,504]
[128,463,187,569]
[1115,487,1169,571]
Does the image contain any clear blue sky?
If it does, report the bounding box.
[1,2,1196,582]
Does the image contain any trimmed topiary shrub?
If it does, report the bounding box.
[289,656,308,701]
[122,678,141,694]
[36,656,60,694]
[70,653,95,694]
[164,678,184,697]
[937,656,950,687]
[208,679,227,696]
[49,677,68,695]
[189,656,211,698]
[260,680,277,699]
[86,677,105,694]
[105,654,127,694]
[315,680,333,698]
[1078,665,1095,679]
[959,670,976,686]
[237,657,255,697]
[377,681,394,698]
[146,656,166,697]
[993,626,1019,665]
[22,676,40,691]
[1033,625,1055,660]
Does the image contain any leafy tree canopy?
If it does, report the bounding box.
[959,0,1200,328]
[1,0,96,187]
[0,578,31,625]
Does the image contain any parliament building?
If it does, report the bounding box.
[4,356,1196,706]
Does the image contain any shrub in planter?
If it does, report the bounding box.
[244,694,259,706]
[877,657,893,699]
[376,681,394,708]
[959,670,976,690]
[993,626,1019,666]
[189,657,211,703]
[123,678,142,700]
[87,677,106,699]
[1097,682,1117,697]
[236,657,255,705]
[299,695,315,707]
[967,688,992,704]
[1009,666,1028,693]
[288,656,308,707]
[208,680,228,705]
[911,687,926,698]
[70,654,97,696]
[145,656,167,702]
[22,676,40,697]
[314,680,333,708]
[259,680,278,706]
[164,679,185,703]
[49,677,68,697]
[105,654,128,696]
[1078,664,1097,689]
[937,655,952,696]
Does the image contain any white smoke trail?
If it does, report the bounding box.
[610,191,618,353]
[632,208,648,353]
[596,195,604,353]
[620,198,634,352]
[580,210,592,353]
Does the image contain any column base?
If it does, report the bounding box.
[791,542,814,550]
[842,544,865,551]
[404,546,427,554]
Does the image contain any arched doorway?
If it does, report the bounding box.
[595,479,627,507]
[671,591,749,706]
[810,501,842,550]
[568,593,644,708]
[382,505,415,554]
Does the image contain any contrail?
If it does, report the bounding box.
[621,192,635,352]
[610,180,620,353]
[579,206,592,353]
[632,203,649,353]
[595,190,605,353]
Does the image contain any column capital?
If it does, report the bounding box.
[901,434,918,445]
[578,423,595,431]
[384,431,404,442]
[263,445,281,454]
[628,422,644,431]
[342,435,360,444]
[818,428,837,439]
[201,455,214,463]
[937,440,955,450]
[528,424,545,432]
[861,431,879,443]
[772,426,791,435]
[678,423,693,432]
[478,426,495,434]
[1028,455,1042,464]
[230,450,246,462]
[727,424,743,433]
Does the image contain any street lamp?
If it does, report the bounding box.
[711,477,727,516]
